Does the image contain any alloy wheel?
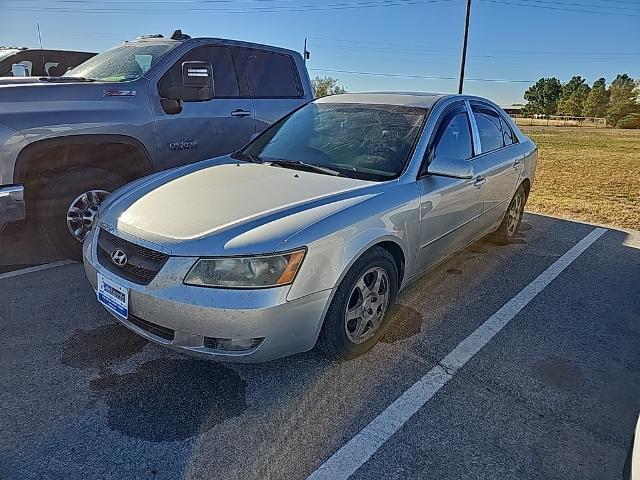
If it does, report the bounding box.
[66,189,110,242]
[344,267,391,344]
[507,191,524,236]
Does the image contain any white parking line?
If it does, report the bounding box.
[0,260,75,281]
[308,227,607,480]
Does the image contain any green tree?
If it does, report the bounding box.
[523,77,562,116]
[617,113,640,129]
[312,76,346,98]
[582,78,609,118]
[606,74,639,127]
[556,75,591,117]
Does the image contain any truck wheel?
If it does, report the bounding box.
[317,247,398,361]
[38,168,126,261]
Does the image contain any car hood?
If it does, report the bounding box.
[100,158,377,256]
[0,76,95,85]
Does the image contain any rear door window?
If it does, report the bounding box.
[471,104,504,153]
[243,49,302,98]
[158,45,239,98]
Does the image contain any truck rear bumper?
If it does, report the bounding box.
[0,184,25,228]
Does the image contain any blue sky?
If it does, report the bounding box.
[2,0,639,104]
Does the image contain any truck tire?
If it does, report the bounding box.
[38,168,126,261]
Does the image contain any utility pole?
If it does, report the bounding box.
[458,0,472,94]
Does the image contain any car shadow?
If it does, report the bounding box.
[0,220,63,273]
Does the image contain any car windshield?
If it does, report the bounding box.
[241,102,427,181]
[68,42,178,82]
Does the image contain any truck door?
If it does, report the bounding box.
[151,45,255,169]
[235,47,307,133]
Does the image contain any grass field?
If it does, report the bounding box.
[521,126,640,231]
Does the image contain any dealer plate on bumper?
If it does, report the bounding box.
[97,273,129,319]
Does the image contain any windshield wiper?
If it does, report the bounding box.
[267,159,341,176]
[39,76,96,83]
[231,152,265,163]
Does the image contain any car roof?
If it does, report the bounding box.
[315,92,450,109]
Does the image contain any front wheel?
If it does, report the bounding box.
[317,247,398,361]
[37,168,126,261]
[490,184,526,244]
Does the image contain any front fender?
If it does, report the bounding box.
[0,123,28,185]
[287,228,409,303]
[286,181,421,301]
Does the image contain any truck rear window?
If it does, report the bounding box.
[244,50,302,98]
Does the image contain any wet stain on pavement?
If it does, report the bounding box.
[447,268,463,275]
[382,304,423,343]
[493,236,528,247]
[469,245,489,254]
[61,323,147,369]
[533,357,583,392]
[90,358,247,442]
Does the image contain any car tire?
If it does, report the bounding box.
[38,167,126,261]
[490,184,526,244]
[317,246,399,361]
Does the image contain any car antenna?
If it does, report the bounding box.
[36,21,45,76]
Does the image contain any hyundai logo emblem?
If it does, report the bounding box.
[110,249,128,267]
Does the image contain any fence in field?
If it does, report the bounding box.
[511,115,607,128]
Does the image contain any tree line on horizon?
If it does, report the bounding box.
[312,74,639,128]
[522,74,640,128]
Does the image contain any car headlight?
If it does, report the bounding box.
[183,249,306,288]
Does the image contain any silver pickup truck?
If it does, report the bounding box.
[0,30,313,259]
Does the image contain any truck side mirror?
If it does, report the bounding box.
[11,63,30,77]
[164,61,214,103]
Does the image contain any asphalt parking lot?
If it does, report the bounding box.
[1,212,638,480]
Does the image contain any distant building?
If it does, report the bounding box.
[501,105,524,115]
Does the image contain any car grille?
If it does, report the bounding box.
[96,228,169,285]
[127,314,175,341]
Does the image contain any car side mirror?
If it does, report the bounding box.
[427,154,474,179]
[164,61,214,102]
[11,63,30,77]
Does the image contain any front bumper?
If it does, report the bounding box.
[82,230,332,363]
[0,184,25,227]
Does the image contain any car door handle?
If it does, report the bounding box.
[474,176,486,187]
[231,109,252,118]
[514,156,524,168]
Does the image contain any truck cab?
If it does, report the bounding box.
[0,31,314,259]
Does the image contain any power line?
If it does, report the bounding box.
[12,26,639,58]
[310,35,640,56]
[513,0,640,12]
[3,0,455,14]
[310,42,640,59]
[7,0,640,15]
[309,67,536,83]
[480,0,640,17]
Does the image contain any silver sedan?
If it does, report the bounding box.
[83,92,537,362]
